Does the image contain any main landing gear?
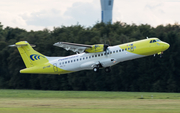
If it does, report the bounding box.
[105,67,111,72]
[93,61,111,73]
[93,67,111,73]
[93,67,99,72]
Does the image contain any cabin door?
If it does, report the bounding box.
[53,63,58,72]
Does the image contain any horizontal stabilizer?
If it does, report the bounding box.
[9,42,36,47]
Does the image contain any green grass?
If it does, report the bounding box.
[0,89,180,113]
[0,89,180,99]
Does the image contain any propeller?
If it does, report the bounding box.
[103,44,109,51]
[101,35,111,55]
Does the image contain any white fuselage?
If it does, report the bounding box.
[15,38,170,74]
[48,45,143,72]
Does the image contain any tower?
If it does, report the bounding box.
[100,0,114,24]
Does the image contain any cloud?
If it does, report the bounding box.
[20,9,64,26]
[19,1,100,29]
[1,0,180,31]
[145,3,163,10]
[64,1,100,26]
[113,1,180,27]
[0,0,96,30]
[0,11,26,27]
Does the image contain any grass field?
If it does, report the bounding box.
[0,90,180,113]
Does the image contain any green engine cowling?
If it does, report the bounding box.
[84,44,108,53]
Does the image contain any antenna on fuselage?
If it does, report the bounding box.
[146,37,149,39]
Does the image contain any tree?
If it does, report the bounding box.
[0,22,179,92]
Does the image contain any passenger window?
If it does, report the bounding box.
[104,53,106,55]
[86,57,88,59]
[110,52,112,54]
[71,60,73,62]
[113,51,115,53]
[101,54,103,56]
[74,59,76,62]
[62,62,64,64]
[116,50,118,53]
[153,40,156,43]
[128,48,130,50]
[80,58,82,60]
[83,58,85,60]
[68,61,70,63]
[122,49,124,51]
[134,46,136,49]
[92,55,94,58]
[59,63,61,65]
[95,55,97,57]
[125,48,127,51]
[89,56,91,58]
[98,54,100,57]
[77,59,78,61]
[119,50,121,52]
[150,40,152,43]
[65,61,67,64]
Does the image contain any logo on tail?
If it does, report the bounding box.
[30,54,45,61]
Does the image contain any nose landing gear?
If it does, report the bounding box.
[154,52,163,58]
[158,52,163,58]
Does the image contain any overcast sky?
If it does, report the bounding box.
[0,0,180,31]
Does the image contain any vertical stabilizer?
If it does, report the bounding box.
[15,41,49,68]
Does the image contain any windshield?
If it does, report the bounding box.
[150,39,161,43]
[156,39,161,42]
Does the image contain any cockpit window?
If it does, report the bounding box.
[150,39,161,43]
[156,39,161,42]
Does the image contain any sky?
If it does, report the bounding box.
[0,0,180,31]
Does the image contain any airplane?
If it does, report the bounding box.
[9,37,169,74]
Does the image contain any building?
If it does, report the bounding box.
[100,0,114,24]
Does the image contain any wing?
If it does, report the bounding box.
[53,42,92,53]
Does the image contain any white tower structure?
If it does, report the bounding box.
[100,0,114,24]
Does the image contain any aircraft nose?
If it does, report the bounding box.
[163,42,170,50]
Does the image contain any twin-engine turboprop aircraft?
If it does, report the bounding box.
[10,38,169,74]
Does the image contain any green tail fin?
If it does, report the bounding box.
[15,41,49,68]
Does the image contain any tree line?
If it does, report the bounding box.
[0,22,180,92]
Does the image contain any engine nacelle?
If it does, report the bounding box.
[84,44,108,53]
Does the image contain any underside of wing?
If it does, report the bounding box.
[53,42,109,53]
[53,42,92,53]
